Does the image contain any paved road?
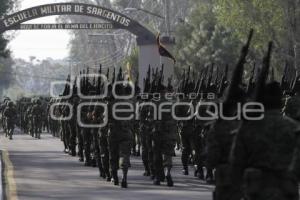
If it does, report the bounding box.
[0,131,213,200]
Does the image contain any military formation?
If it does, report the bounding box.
[1,29,300,199]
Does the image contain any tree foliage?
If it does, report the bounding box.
[0,0,18,96]
[175,1,242,75]
[213,0,300,73]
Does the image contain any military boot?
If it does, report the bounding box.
[153,176,160,185]
[194,166,204,180]
[143,162,150,176]
[166,174,174,187]
[206,169,214,184]
[136,148,141,157]
[71,149,76,157]
[84,157,92,166]
[182,166,189,175]
[111,170,119,186]
[106,173,111,182]
[121,168,128,188]
[159,169,165,182]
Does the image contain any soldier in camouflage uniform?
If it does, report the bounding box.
[107,83,133,188]
[206,30,253,198]
[139,96,155,177]
[230,82,300,200]
[152,83,176,187]
[177,94,201,177]
[1,98,11,135]
[68,95,80,157]
[80,99,93,166]
[94,105,111,181]
[3,101,17,140]
[27,100,34,137]
[31,99,43,139]
[132,82,141,156]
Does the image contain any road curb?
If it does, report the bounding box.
[1,150,18,200]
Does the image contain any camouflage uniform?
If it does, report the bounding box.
[132,118,141,156]
[98,124,111,180]
[3,102,17,140]
[68,97,79,156]
[230,109,300,200]
[177,98,201,176]
[139,101,155,177]
[31,100,43,139]
[26,103,34,137]
[152,94,176,186]
[206,119,241,200]
[107,97,133,188]
[0,100,8,135]
[80,102,93,165]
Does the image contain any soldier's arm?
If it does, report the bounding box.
[3,108,9,117]
[229,122,249,185]
[205,123,219,169]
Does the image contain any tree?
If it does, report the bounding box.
[214,0,300,73]
[175,1,241,76]
[0,0,15,57]
[0,0,18,96]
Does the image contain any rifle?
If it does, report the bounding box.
[198,66,209,93]
[144,65,151,93]
[281,61,289,91]
[214,65,220,86]
[159,64,164,85]
[135,73,140,95]
[184,66,191,94]
[180,69,186,93]
[206,63,214,90]
[254,42,273,103]
[167,75,173,92]
[112,68,116,84]
[224,29,253,104]
[62,75,71,96]
[72,76,78,96]
[218,64,229,97]
[97,64,102,94]
[106,68,110,82]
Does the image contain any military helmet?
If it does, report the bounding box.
[36,99,41,105]
[8,101,14,107]
[3,97,10,103]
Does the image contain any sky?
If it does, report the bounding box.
[7,0,72,61]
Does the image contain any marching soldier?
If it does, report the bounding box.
[152,82,177,187]
[107,83,134,188]
[31,99,43,139]
[231,82,300,200]
[3,101,17,140]
[206,29,253,199]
